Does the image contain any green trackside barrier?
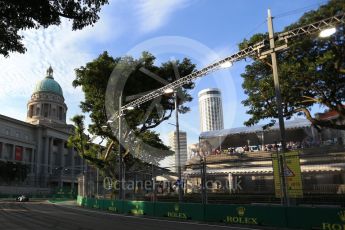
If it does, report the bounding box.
[87,198,99,209]
[123,200,155,216]
[92,198,102,209]
[77,196,83,205]
[84,197,96,209]
[101,199,124,213]
[154,202,205,221]
[285,206,345,230]
[0,194,15,198]
[52,188,77,199]
[49,198,74,203]
[83,197,89,207]
[81,197,87,206]
[77,197,110,210]
[77,197,345,230]
[204,204,287,228]
[51,194,75,199]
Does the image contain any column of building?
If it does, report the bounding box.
[42,136,51,186]
[70,147,75,190]
[58,140,64,188]
[0,141,4,159]
[11,143,15,161]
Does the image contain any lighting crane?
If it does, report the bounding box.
[121,13,345,111]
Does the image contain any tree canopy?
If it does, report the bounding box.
[239,0,345,130]
[0,0,108,57]
[69,51,196,176]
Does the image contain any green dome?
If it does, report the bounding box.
[33,67,63,96]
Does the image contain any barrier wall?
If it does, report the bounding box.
[77,196,345,230]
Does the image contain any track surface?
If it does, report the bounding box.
[0,200,265,230]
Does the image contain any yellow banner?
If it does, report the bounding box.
[272,151,303,198]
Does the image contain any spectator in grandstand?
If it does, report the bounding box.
[235,147,245,154]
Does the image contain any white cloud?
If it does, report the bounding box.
[0,0,192,122]
[0,22,90,120]
[135,0,190,33]
[0,3,124,122]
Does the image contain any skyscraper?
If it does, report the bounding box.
[168,131,187,172]
[198,88,224,132]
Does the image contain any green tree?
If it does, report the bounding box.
[69,51,196,177]
[0,0,108,57]
[239,0,345,130]
[67,115,118,180]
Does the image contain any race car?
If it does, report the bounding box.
[16,195,29,202]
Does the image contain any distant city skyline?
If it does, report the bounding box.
[168,131,188,172]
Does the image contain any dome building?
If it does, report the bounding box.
[0,67,87,195]
[27,66,67,125]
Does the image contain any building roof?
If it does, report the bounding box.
[318,110,340,120]
[200,118,311,138]
[198,88,221,97]
[33,67,63,96]
[316,105,345,121]
[184,163,344,175]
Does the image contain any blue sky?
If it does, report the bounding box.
[0,0,328,148]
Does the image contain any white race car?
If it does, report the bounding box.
[16,195,29,202]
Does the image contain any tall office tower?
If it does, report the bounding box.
[168,131,188,173]
[198,88,224,132]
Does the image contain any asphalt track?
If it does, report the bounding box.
[0,200,266,230]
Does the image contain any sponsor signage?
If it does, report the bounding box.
[131,203,144,215]
[166,204,188,219]
[322,210,345,230]
[225,207,258,225]
[273,151,303,198]
[108,201,118,212]
[93,199,99,209]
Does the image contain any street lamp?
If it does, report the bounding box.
[163,88,174,94]
[319,27,336,38]
[266,9,290,206]
[219,61,232,69]
[174,91,183,203]
[266,9,340,206]
[198,136,207,204]
[116,94,135,200]
[164,88,183,202]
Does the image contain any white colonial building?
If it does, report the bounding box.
[0,67,86,194]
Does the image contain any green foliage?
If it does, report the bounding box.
[73,51,195,140]
[69,51,196,177]
[0,0,108,57]
[239,0,345,130]
[68,115,98,164]
[67,115,117,179]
